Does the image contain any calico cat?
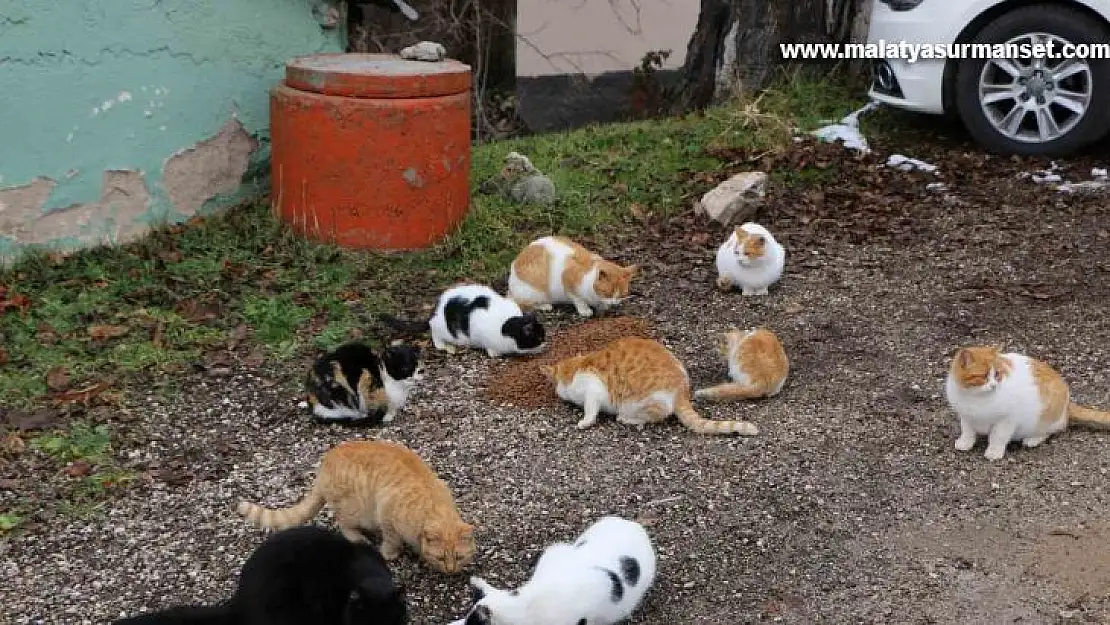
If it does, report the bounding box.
[946,345,1110,461]
[694,327,789,401]
[539,336,759,436]
[448,516,656,625]
[715,222,785,295]
[507,236,638,317]
[306,341,423,425]
[237,439,476,574]
[383,284,546,358]
[112,525,407,625]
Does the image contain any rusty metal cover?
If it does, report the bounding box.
[285,53,471,99]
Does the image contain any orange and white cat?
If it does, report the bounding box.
[539,337,759,436]
[508,236,638,317]
[694,327,788,401]
[237,439,476,574]
[945,345,1110,461]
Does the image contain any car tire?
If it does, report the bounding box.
[954,4,1110,156]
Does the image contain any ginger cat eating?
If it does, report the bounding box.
[945,345,1110,461]
[694,327,788,401]
[508,236,638,317]
[540,337,759,435]
[237,439,476,574]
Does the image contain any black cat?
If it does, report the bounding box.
[112,525,407,625]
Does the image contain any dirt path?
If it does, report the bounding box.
[3,131,1110,625]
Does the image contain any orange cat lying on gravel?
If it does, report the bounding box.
[508,235,638,317]
[237,439,475,574]
[695,327,789,401]
[541,337,759,436]
[945,345,1110,461]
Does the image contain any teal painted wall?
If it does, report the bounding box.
[0,0,344,261]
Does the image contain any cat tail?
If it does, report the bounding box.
[674,396,759,436]
[693,382,767,402]
[112,603,236,625]
[236,484,326,530]
[379,314,430,336]
[1068,402,1110,430]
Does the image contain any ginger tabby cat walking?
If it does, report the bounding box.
[508,236,638,317]
[695,327,789,401]
[945,345,1110,461]
[540,337,759,436]
[237,439,475,574]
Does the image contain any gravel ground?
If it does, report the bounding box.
[3,128,1110,625]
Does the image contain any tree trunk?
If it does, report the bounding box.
[672,0,871,113]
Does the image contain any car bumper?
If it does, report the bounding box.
[866,3,951,114]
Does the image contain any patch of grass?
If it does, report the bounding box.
[30,422,112,464]
[0,512,25,534]
[0,72,867,410]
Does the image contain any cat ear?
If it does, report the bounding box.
[538,364,555,379]
[624,263,639,276]
[733,226,745,239]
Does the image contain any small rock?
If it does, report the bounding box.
[693,171,767,224]
[400,41,447,62]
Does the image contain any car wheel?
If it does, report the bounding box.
[954,4,1110,156]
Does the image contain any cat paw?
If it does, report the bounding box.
[715,277,733,291]
[983,446,1007,461]
[576,417,597,430]
[954,434,977,452]
[1022,435,1047,448]
[535,303,554,311]
[382,411,396,423]
[574,307,595,318]
[434,342,458,354]
[486,348,502,358]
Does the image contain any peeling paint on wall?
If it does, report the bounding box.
[0,0,345,264]
[0,171,152,251]
[163,118,259,217]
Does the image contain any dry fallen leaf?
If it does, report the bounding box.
[3,432,26,454]
[64,460,92,478]
[0,347,7,365]
[151,322,166,348]
[88,324,129,341]
[242,349,266,369]
[55,382,110,404]
[7,408,62,431]
[784,303,804,315]
[46,366,71,391]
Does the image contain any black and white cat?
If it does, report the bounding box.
[305,341,422,425]
[448,516,656,625]
[113,525,408,625]
[383,284,546,358]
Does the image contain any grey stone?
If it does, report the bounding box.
[694,171,767,224]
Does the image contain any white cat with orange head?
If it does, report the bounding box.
[715,222,785,295]
[945,345,1110,461]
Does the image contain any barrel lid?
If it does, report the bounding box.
[285,53,471,98]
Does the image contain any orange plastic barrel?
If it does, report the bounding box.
[270,53,472,250]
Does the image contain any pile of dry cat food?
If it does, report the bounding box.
[483,316,656,408]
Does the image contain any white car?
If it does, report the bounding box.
[867,0,1110,155]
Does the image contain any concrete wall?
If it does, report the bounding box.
[0,0,344,263]
[514,0,698,132]
[516,0,696,77]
